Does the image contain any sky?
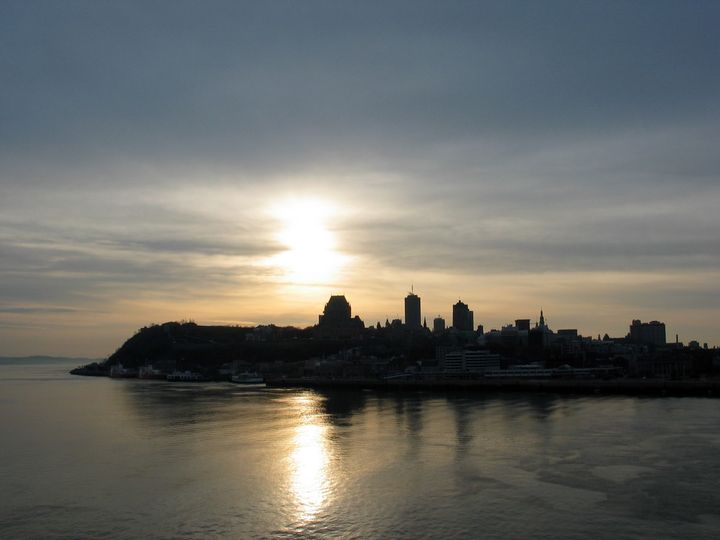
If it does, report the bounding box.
[1,1,719,356]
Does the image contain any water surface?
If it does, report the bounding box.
[1,359,719,539]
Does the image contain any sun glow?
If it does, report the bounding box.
[270,198,347,285]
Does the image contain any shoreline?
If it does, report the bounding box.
[68,368,720,397]
[265,376,720,397]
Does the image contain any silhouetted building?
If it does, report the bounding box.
[501,324,520,346]
[319,295,351,324]
[442,350,464,372]
[629,320,666,347]
[528,328,545,351]
[316,295,364,339]
[433,316,446,333]
[463,349,501,372]
[536,309,547,330]
[404,291,421,329]
[529,309,553,350]
[515,319,531,332]
[452,300,474,332]
[439,347,501,373]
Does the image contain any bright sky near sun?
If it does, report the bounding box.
[269,199,348,286]
[1,2,719,355]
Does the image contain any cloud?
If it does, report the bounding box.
[1,1,719,353]
[0,306,81,314]
[1,2,718,182]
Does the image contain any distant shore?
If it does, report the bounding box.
[265,376,720,397]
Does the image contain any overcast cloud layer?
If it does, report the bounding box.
[1,1,719,355]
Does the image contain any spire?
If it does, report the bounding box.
[539,308,545,328]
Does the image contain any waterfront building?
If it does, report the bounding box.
[439,348,501,374]
[442,350,464,373]
[404,290,421,329]
[452,300,474,332]
[463,349,501,372]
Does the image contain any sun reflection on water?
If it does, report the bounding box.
[289,395,332,523]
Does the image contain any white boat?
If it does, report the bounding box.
[231,371,264,384]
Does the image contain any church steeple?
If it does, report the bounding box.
[539,308,545,328]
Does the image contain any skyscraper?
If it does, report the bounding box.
[452,300,473,331]
[404,290,421,329]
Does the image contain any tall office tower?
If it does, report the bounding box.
[404,290,421,329]
[433,316,446,333]
[452,300,473,331]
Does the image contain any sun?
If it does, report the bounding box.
[269,198,347,285]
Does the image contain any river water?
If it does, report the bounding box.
[1,358,720,539]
